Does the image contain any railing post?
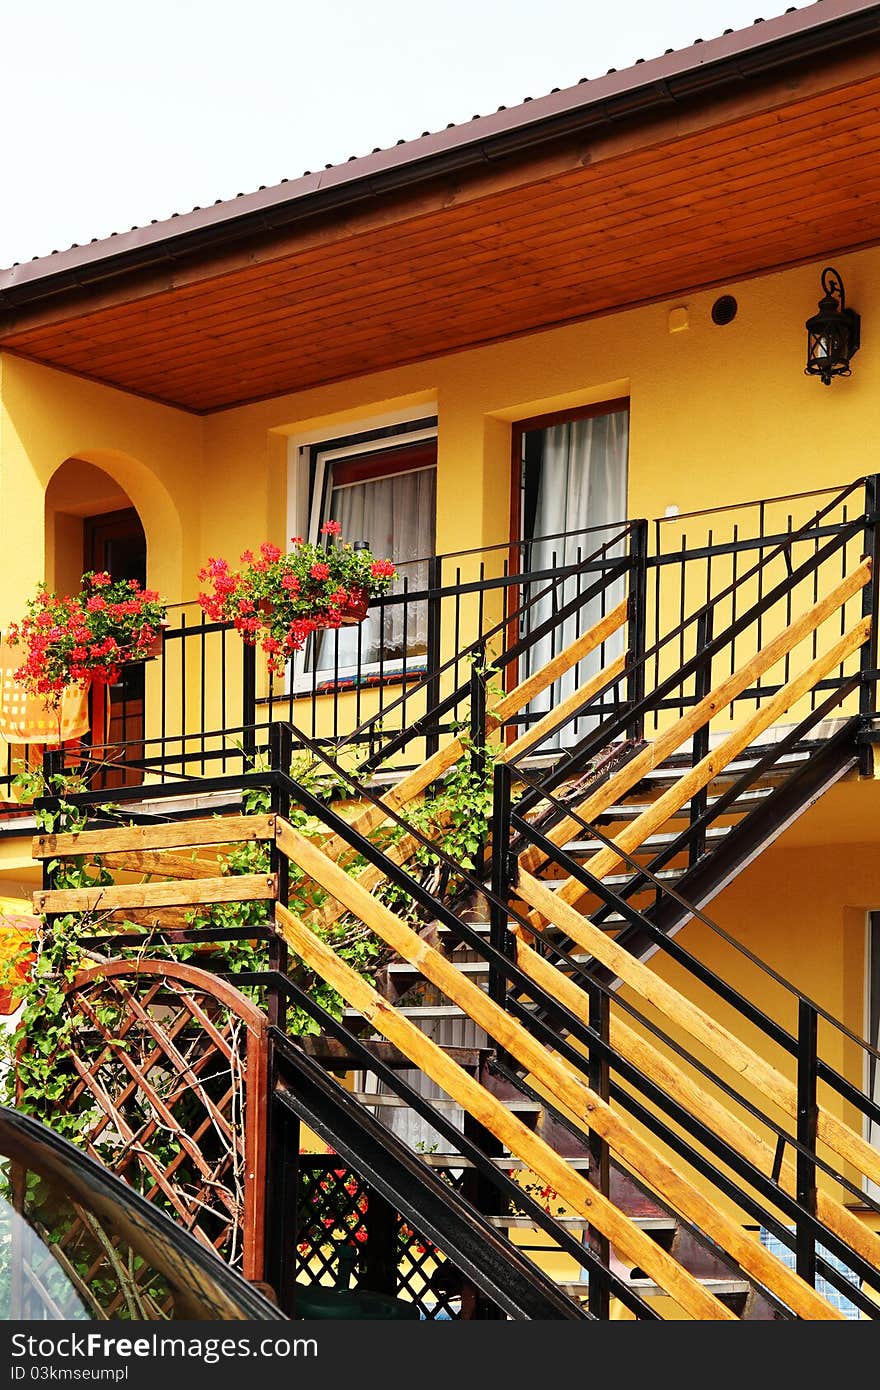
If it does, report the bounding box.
[424,556,443,759]
[586,981,611,1319]
[242,640,257,766]
[795,999,819,1290]
[268,721,290,1031]
[264,1063,300,1317]
[489,762,515,1017]
[625,519,648,744]
[688,607,714,868]
[859,474,880,776]
[360,1183,398,1297]
[39,748,65,895]
[469,643,487,883]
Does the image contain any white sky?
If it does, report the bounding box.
[2,0,816,271]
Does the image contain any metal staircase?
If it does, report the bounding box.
[28,476,880,1318]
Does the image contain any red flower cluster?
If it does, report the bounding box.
[6,573,167,709]
[197,527,396,676]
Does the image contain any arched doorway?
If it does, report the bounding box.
[45,461,149,788]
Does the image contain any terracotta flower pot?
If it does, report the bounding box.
[121,623,167,665]
[258,588,370,628]
[334,586,369,625]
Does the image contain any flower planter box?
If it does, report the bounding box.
[199,530,393,674]
[331,586,369,626]
[118,623,167,667]
[258,588,369,629]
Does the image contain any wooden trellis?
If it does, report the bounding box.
[55,960,269,1291]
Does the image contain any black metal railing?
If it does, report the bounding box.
[265,736,880,1316]
[24,474,880,1317]
[6,476,874,814]
[502,477,877,818]
[12,519,638,800]
[499,774,880,1316]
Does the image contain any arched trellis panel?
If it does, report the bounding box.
[58,959,269,1286]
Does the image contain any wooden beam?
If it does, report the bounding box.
[499,652,627,763]
[31,814,276,859]
[320,602,628,859]
[94,907,232,931]
[33,874,276,915]
[95,849,222,879]
[492,599,628,722]
[275,816,842,1319]
[520,560,871,872]
[515,935,880,1280]
[551,615,870,902]
[274,900,732,1321]
[303,811,452,935]
[516,869,880,1196]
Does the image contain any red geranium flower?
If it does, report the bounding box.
[7,572,167,710]
[196,527,396,672]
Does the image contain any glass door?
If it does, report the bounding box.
[514,403,629,750]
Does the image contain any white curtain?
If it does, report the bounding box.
[315,467,436,671]
[523,412,629,748]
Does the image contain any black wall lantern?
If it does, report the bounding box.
[805,266,860,386]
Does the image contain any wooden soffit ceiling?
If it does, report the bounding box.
[3,50,880,412]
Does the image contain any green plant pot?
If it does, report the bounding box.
[294,1286,420,1320]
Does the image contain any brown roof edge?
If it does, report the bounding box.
[2,0,879,309]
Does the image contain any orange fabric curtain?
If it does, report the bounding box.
[0,637,90,746]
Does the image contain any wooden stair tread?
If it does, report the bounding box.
[593,786,775,821]
[486,1214,676,1231]
[350,1091,539,1112]
[417,1153,593,1170]
[556,1277,750,1296]
[562,825,730,855]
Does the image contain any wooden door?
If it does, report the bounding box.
[83,509,147,788]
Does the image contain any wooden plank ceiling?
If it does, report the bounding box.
[4,72,880,413]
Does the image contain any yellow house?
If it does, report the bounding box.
[2,0,880,1321]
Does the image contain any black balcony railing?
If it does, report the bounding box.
[2,476,877,811]
[14,519,640,799]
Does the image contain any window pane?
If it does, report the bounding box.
[0,1158,179,1319]
[315,464,436,671]
[520,409,629,748]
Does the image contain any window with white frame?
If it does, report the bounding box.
[293,418,437,681]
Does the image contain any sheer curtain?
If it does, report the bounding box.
[315,467,436,671]
[522,411,629,748]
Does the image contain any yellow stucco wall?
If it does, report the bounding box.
[2,245,877,627]
[2,247,873,750]
[0,354,201,613]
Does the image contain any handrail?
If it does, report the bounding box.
[653,478,862,528]
[270,804,847,1318]
[508,763,880,1096]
